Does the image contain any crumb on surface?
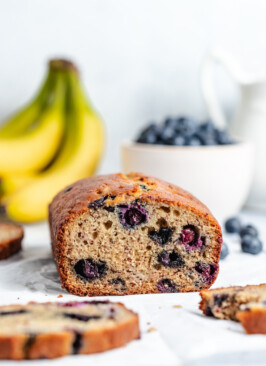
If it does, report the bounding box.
[57,294,63,298]
[173,305,182,309]
[147,327,157,333]
[147,322,151,325]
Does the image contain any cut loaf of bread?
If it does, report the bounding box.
[0,223,23,259]
[0,300,139,359]
[200,284,266,334]
[49,173,222,296]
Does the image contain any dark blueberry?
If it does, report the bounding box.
[241,235,263,255]
[215,129,233,145]
[24,334,36,358]
[0,309,28,316]
[195,262,218,284]
[186,135,202,146]
[225,217,241,233]
[136,123,161,144]
[64,186,73,193]
[160,126,176,144]
[74,259,106,280]
[88,196,108,209]
[198,121,216,135]
[110,195,116,200]
[117,201,148,229]
[164,117,178,130]
[179,226,203,251]
[175,117,198,137]
[220,242,229,260]
[170,135,186,146]
[158,250,184,268]
[205,306,214,317]
[64,313,101,322]
[240,225,258,238]
[213,294,229,307]
[111,277,126,286]
[148,227,174,246]
[157,279,178,293]
[103,206,115,212]
[72,332,82,354]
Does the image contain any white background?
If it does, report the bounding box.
[0,0,266,173]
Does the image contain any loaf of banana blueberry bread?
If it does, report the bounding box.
[200,284,266,334]
[49,172,222,296]
[0,223,23,259]
[0,300,139,360]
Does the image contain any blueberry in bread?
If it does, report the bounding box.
[200,284,266,334]
[0,300,139,360]
[49,173,222,296]
[0,223,23,259]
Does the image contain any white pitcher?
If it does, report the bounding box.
[201,48,266,210]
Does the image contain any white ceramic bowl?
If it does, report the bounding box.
[121,141,254,222]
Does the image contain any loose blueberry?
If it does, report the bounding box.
[74,259,107,280]
[64,313,101,322]
[220,242,229,260]
[158,250,184,268]
[89,196,108,209]
[195,262,218,284]
[117,202,148,229]
[148,227,174,245]
[225,217,241,233]
[240,225,258,238]
[157,279,178,293]
[164,117,178,130]
[241,235,263,255]
[179,226,203,251]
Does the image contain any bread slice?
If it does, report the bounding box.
[200,284,266,334]
[0,300,139,360]
[0,223,23,259]
[49,172,222,296]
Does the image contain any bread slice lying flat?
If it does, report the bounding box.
[0,300,139,360]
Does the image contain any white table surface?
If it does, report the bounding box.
[1,209,266,366]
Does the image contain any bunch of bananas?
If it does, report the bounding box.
[0,59,104,223]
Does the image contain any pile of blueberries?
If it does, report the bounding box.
[220,217,263,260]
[136,117,235,146]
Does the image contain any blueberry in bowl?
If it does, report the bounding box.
[121,116,253,221]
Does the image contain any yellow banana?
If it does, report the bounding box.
[0,70,53,138]
[5,67,104,222]
[0,72,65,175]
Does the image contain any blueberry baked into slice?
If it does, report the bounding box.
[0,301,139,360]
[49,172,222,296]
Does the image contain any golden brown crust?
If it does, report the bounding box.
[237,309,266,334]
[49,172,222,296]
[0,302,140,360]
[0,223,23,260]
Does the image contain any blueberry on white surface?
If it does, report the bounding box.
[240,224,258,238]
[220,242,229,260]
[241,235,263,255]
[225,217,241,234]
